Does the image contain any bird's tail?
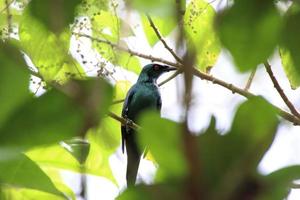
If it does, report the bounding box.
[125,134,141,186]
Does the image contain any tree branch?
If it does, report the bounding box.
[264,62,300,119]
[74,33,300,126]
[146,15,183,64]
[73,32,181,68]
[158,69,182,86]
[244,67,257,91]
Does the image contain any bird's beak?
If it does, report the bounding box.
[162,65,177,72]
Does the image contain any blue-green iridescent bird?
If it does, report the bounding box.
[121,63,176,186]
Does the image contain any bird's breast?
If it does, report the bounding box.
[127,85,160,120]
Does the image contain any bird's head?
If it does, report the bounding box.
[137,63,176,83]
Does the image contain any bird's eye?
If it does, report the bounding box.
[153,64,160,71]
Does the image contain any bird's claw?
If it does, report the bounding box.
[124,116,133,133]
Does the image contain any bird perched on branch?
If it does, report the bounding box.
[121,63,176,186]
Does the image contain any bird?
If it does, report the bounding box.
[121,63,176,186]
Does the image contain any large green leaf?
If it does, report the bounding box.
[0,154,64,198]
[0,43,30,128]
[0,90,84,155]
[0,167,76,200]
[138,111,187,182]
[184,0,221,71]
[198,97,278,192]
[118,183,184,200]
[27,124,119,184]
[216,0,282,71]
[259,165,300,200]
[19,12,85,83]
[281,3,300,86]
[28,0,81,34]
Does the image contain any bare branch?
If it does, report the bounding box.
[146,15,183,64]
[158,69,182,86]
[244,67,257,91]
[112,99,125,104]
[74,33,300,126]
[73,32,181,68]
[264,62,300,119]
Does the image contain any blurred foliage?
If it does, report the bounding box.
[1,0,300,199]
[184,0,221,71]
[138,112,188,182]
[279,47,300,89]
[0,43,30,128]
[119,97,300,200]
[0,154,64,198]
[216,0,282,71]
[280,3,300,89]
[19,12,85,83]
[28,0,81,34]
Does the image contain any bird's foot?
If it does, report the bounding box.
[125,117,134,132]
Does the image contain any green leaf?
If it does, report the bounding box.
[141,15,176,47]
[281,3,300,82]
[184,0,221,71]
[62,138,90,164]
[92,11,120,42]
[199,97,278,190]
[28,0,81,34]
[138,111,187,182]
[0,187,68,200]
[115,48,142,74]
[0,1,22,39]
[279,47,300,89]
[128,0,184,18]
[0,43,30,128]
[118,183,184,200]
[66,78,114,125]
[19,13,85,83]
[0,153,64,197]
[258,166,300,200]
[77,0,109,18]
[216,0,282,71]
[0,90,84,154]
[27,124,119,184]
[91,11,141,73]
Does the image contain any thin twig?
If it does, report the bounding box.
[264,62,300,119]
[5,0,12,34]
[112,99,125,104]
[158,69,182,86]
[244,67,257,91]
[74,33,300,126]
[146,15,183,64]
[291,183,300,189]
[73,32,181,68]
[0,0,13,14]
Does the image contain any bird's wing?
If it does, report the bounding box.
[121,87,136,153]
